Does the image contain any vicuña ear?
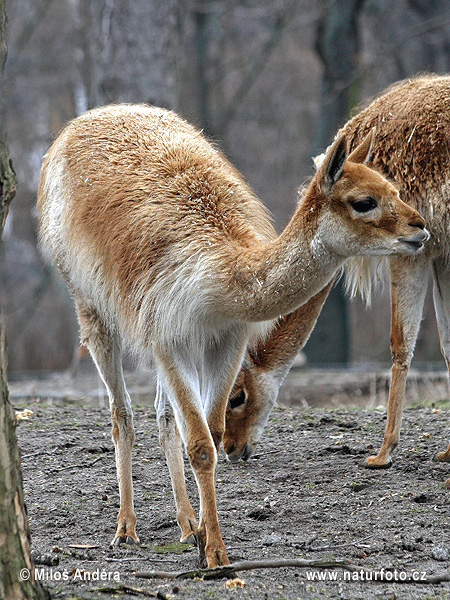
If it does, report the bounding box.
[318,133,348,193]
[347,128,375,164]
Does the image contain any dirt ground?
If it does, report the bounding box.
[9,368,450,600]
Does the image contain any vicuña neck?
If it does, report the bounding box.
[249,281,333,372]
[228,183,344,322]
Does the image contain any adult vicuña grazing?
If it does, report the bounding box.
[37,104,428,567]
[224,74,450,470]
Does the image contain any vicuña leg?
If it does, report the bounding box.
[366,256,429,468]
[154,332,247,568]
[432,257,450,462]
[156,380,198,543]
[154,344,226,567]
[75,297,138,545]
[202,332,249,451]
[198,332,249,558]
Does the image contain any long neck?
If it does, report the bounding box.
[228,183,344,322]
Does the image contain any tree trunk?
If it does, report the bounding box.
[79,0,180,110]
[0,1,49,598]
[314,0,364,154]
[0,334,50,600]
[305,0,364,365]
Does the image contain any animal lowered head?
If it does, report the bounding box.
[223,357,280,462]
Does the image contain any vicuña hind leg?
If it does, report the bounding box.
[156,380,198,543]
[432,258,450,463]
[75,296,138,546]
[366,257,429,468]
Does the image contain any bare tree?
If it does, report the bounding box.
[192,0,299,137]
[0,2,49,598]
[314,0,364,153]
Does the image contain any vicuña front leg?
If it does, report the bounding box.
[75,297,139,546]
[432,257,450,463]
[197,332,249,563]
[156,381,198,543]
[154,345,230,568]
[366,257,429,468]
[187,434,227,567]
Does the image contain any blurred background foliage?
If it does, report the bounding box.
[1,0,450,372]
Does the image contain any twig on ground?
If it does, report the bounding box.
[135,557,450,584]
[22,446,59,459]
[308,534,373,552]
[136,558,352,580]
[90,583,165,597]
[50,454,104,472]
[106,557,178,563]
[252,449,283,458]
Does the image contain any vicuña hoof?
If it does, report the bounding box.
[111,533,139,548]
[434,451,450,463]
[363,455,393,469]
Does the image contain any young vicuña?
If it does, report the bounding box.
[223,74,450,470]
[37,103,428,567]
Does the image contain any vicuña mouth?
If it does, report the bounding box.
[226,441,254,463]
[241,442,253,461]
[403,240,424,250]
[399,229,430,251]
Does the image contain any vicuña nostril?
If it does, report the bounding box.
[409,218,425,230]
[241,442,251,461]
[226,443,236,455]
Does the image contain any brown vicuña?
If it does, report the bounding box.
[223,73,450,471]
[37,104,427,567]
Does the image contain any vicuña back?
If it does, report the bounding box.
[38,105,275,352]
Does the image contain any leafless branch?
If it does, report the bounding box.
[135,557,450,583]
[90,584,163,597]
[327,14,450,109]
[49,454,104,473]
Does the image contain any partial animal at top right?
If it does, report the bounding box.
[223,74,450,469]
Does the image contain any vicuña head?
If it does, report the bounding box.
[37,104,428,567]
[223,283,332,462]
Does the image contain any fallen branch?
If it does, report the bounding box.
[22,446,59,459]
[135,558,352,580]
[135,558,450,584]
[308,534,373,552]
[106,556,178,563]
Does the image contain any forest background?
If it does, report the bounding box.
[2,0,450,372]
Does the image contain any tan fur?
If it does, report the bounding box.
[344,74,450,274]
[37,104,427,566]
[224,74,450,471]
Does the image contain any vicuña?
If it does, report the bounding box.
[223,74,448,473]
[38,104,428,567]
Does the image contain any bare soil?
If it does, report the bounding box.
[9,369,450,600]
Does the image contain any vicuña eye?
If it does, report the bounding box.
[350,197,378,213]
[229,390,246,409]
